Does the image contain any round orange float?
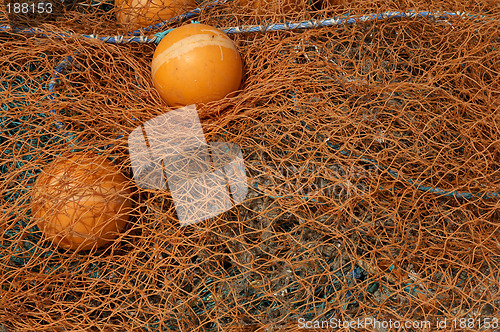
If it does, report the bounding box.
[31,152,132,252]
[115,0,197,30]
[151,23,243,107]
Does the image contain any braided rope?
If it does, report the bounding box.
[0,10,492,44]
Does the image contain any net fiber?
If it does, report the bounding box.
[1,0,499,331]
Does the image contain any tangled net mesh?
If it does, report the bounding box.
[1,0,500,330]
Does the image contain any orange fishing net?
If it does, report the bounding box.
[1,0,499,331]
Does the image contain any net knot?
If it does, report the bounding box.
[154,28,175,43]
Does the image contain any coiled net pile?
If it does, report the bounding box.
[1,0,499,330]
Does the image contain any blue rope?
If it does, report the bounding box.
[319,136,500,200]
[0,10,493,44]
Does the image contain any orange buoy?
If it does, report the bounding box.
[31,152,132,252]
[151,23,243,107]
[116,0,197,30]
